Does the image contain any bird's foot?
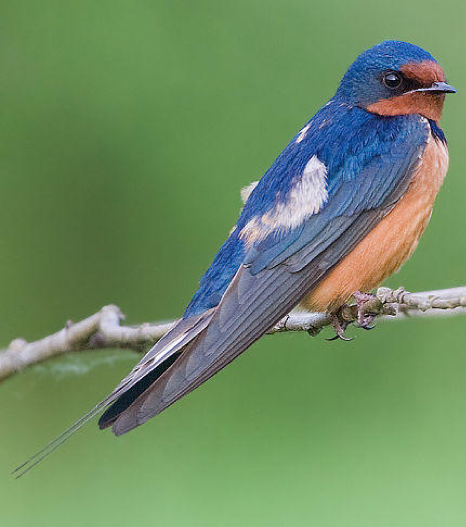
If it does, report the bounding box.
[353,291,379,330]
[327,308,353,342]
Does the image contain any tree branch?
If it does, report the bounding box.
[1,286,465,382]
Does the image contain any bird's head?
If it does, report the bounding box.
[337,40,456,121]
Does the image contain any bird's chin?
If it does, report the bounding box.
[366,92,445,122]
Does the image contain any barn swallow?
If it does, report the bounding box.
[15,40,456,475]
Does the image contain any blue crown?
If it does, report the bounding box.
[337,40,437,105]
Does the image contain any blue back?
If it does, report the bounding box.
[184,97,431,318]
[184,40,445,318]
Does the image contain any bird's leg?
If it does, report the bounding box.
[327,306,353,342]
[353,291,378,330]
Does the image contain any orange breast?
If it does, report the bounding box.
[301,131,449,313]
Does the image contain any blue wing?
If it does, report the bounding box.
[14,97,434,473]
[185,99,430,316]
[103,100,432,435]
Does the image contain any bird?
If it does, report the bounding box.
[15,40,456,476]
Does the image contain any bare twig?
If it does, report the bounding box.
[1,286,465,382]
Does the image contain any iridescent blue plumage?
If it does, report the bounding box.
[185,96,430,317]
[88,40,455,437]
[185,228,247,314]
[183,40,451,319]
[338,41,436,105]
[15,41,455,475]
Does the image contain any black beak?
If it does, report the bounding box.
[414,81,457,94]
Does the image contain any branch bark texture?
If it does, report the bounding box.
[1,286,465,382]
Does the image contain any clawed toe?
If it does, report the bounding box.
[353,291,379,330]
[326,291,382,341]
[327,310,353,342]
[359,322,376,330]
[327,333,354,342]
[356,311,377,330]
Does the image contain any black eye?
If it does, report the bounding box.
[383,72,403,90]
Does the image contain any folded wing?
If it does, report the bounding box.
[110,111,430,434]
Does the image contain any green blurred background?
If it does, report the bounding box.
[1,0,465,525]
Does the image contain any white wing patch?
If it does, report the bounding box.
[240,181,259,204]
[239,155,328,245]
[295,123,311,143]
[299,155,329,214]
